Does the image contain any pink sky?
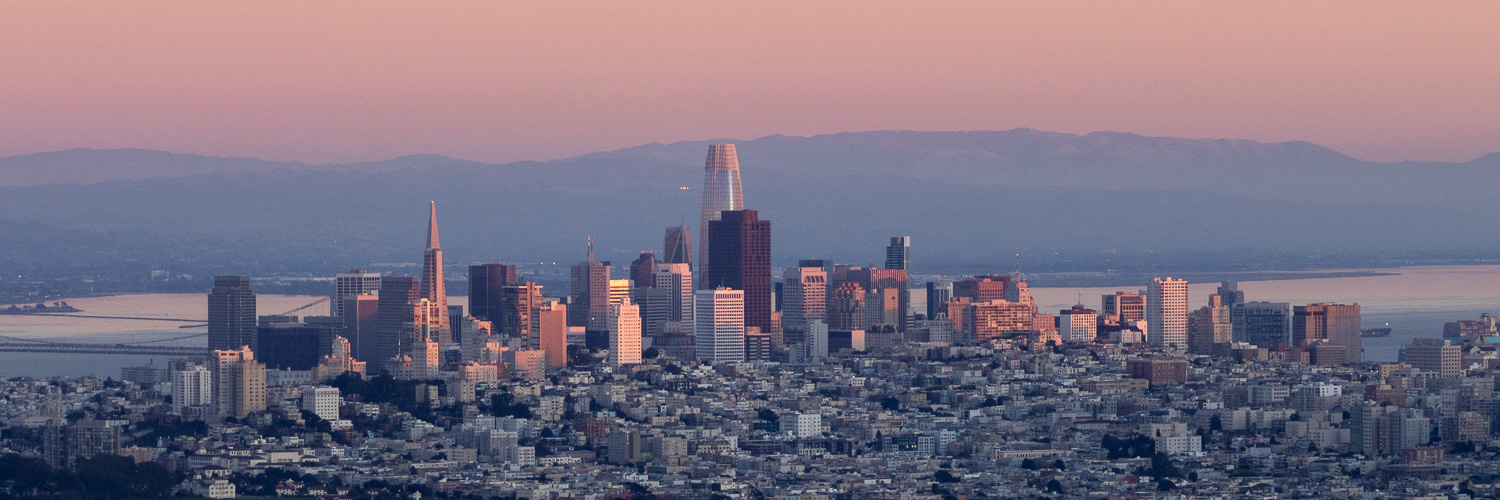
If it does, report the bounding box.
[2,1,1497,164]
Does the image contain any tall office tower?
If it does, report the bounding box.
[208,276,257,351]
[498,282,544,345]
[608,279,631,306]
[447,305,465,344]
[1293,303,1362,363]
[171,362,214,415]
[1147,277,1188,349]
[636,285,674,339]
[1403,338,1461,377]
[663,225,692,267]
[332,269,381,318]
[569,238,611,330]
[214,346,266,419]
[695,288,745,364]
[925,282,952,319]
[865,288,901,327]
[1232,301,1291,349]
[536,301,568,370]
[698,144,744,284]
[885,236,911,271]
[1058,305,1098,342]
[1101,291,1147,323]
[418,202,451,344]
[341,294,379,362]
[1217,281,1246,305]
[652,263,694,331]
[629,252,657,287]
[1188,295,1233,355]
[608,297,642,367]
[744,330,772,361]
[827,282,867,331]
[374,277,421,373]
[781,266,828,337]
[468,262,518,322]
[706,209,772,332]
[806,319,830,360]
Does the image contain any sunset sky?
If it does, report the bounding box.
[2,1,1497,164]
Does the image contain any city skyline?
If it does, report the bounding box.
[5,4,1500,498]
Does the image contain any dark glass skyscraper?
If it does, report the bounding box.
[698,144,743,282]
[468,262,518,321]
[374,276,421,372]
[208,275,256,351]
[706,209,771,332]
[570,238,611,330]
[885,236,910,271]
[630,252,658,287]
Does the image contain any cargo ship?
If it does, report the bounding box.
[1361,324,1392,338]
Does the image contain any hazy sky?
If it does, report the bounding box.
[2,1,1497,164]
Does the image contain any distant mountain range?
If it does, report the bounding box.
[0,129,1496,276]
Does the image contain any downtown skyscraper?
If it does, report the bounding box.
[419,201,451,345]
[663,225,691,267]
[1147,277,1188,349]
[706,209,772,333]
[698,144,743,283]
[570,238,611,330]
[332,269,380,318]
[208,275,256,351]
[468,262,518,322]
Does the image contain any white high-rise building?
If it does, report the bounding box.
[171,362,214,415]
[300,386,340,421]
[653,263,694,328]
[609,297,642,367]
[806,319,829,360]
[695,288,745,364]
[1147,277,1189,349]
[332,269,381,318]
[781,266,827,333]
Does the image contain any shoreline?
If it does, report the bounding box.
[1022,270,1399,288]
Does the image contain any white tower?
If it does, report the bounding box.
[609,297,642,367]
[694,288,745,364]
[1147,277,1189,349]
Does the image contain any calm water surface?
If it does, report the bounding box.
[2,265,1498,377]
[1031,265,1500,362]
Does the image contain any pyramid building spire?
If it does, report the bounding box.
[426,200,440,250]
[418,201,450,344]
